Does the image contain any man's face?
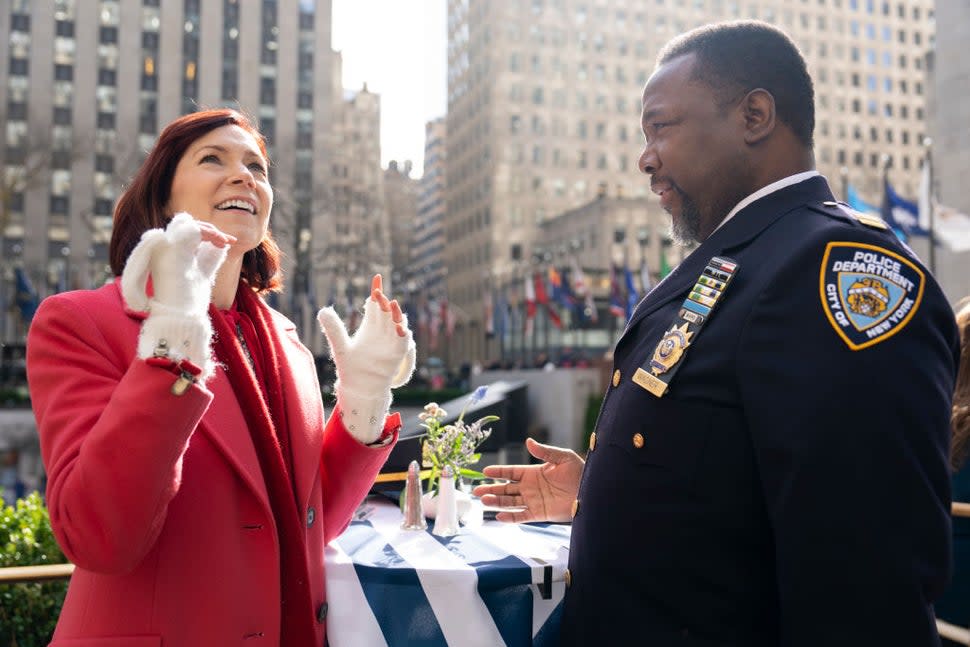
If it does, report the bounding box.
[638,53,749,244]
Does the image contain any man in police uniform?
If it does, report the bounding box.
[475,20,959,646]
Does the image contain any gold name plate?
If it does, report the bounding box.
[633,367,668,397]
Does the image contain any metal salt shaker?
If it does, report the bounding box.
[401,460,427,530]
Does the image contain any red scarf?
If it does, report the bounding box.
[209,283,315,645]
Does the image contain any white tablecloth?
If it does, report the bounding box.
[325,497,571,647]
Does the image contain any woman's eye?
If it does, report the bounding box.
[248,162,266,174]
[200,154,219,164]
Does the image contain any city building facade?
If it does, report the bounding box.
[384,158,418,297]
[922,0,970,304]
[1,0,389,353]
[445,0,936,365]
[411,119,448,298]
[314,78,391,354]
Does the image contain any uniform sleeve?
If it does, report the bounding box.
[27,295,213,574]
[318,407,399,542]
[735,231,958,645]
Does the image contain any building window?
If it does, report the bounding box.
[7,101,27,120]
[11,13,30,32]
[260,77,275,105]
[95,154,114,173]
[98,68,117,85]
[261,117,275,142]
[56,20,75,37]
[100,26,118,43]
[50,196,69,214]
[54,64,74,81]
[53,107,72,125]
[9,58,29,76]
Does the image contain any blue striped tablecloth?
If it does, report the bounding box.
[325,497,571,647]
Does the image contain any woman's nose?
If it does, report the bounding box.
[229,164,255,186]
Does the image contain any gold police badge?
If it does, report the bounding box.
[845,277,890,318]
[650,322,693,375]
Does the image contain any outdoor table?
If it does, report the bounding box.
[325,496,571,647]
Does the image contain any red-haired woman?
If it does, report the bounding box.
[26,109,415,646]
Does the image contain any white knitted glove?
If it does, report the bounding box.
[318,295,416,444]
[121,212,227,380]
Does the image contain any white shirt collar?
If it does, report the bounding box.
[713,170,821,234]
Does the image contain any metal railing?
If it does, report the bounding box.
[0,562,73,584]
[1,503,969,643]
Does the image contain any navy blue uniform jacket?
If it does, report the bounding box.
[561,176,959,646]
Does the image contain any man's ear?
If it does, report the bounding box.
[740,88,775,145]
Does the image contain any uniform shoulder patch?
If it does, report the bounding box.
[819,241,925,350]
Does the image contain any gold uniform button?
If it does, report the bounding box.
[632,433,645,449]
[564,568,572,588]
[571,498,579,518]
[589,432,596,451]
[612,369,621,387]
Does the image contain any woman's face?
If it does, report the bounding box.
[166,124,273,255]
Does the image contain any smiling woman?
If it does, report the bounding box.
[165,125,274,304]
[26,108,417,646]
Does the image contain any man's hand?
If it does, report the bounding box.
[473,438,584,523]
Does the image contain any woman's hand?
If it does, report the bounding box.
[121,213,234,379]
[472,438,585,523]
[318,274,416,444]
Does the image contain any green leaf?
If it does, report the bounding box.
[458,468,486,480]
[0,492,67,645]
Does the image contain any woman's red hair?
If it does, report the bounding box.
[109,109,282,293]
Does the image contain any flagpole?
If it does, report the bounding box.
[924,137,936,276]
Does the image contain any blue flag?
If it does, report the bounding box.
[494,291,509,338]
[609,265,625,318]
[14,267,39,324]
[882,178,928,241]
[846,184,879,215]
[623,264,639,320]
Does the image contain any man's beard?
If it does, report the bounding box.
[664,184,703,245]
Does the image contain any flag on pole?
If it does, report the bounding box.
[534,271,563,329]
[931,202,970,253]
[659,248,673,279]
[484,290,494,338]
[13,267,39,324]
[494,291,509,338]
[918,160,970,252]
[846,183,880,215]
[882,178,928,241]
[570,257,597,324]
[548,266,572,309]
[429,298,441,350]
[918,160,931,232]
[609,265,625,318]
[639,258,652,295]
[441,298,455,339]
[524,274,536,336]
[623,263,639,320]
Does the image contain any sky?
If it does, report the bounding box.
[331,0,448,179]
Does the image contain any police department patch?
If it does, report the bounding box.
[820,242,925,350]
